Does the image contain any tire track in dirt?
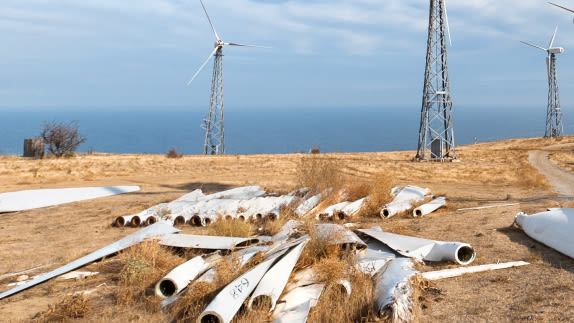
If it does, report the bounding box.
[529,144,574,197]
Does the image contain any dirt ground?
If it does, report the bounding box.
[1,136,574,322]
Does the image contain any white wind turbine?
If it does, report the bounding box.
[188,0,264,155]
[521,27,565,137]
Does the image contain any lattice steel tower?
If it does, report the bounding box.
[187,0,262,155]
[522,26,564,138]
[202,48,224,155]
[415,0,456,161]
[547,52,564,137]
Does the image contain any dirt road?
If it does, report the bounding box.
[529,143,574,197]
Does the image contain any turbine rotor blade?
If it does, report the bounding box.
[444,0,452,46]
[521,41,548,52]
[549,25,558,48]
[225,42,270,48]
[199,0,220,41]
[549,2,574,13]
[187,47,218,86]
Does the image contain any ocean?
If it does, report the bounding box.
[0,106,569,155]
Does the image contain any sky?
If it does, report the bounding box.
[2,0,574,112]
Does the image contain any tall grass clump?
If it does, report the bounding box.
[34,294,91,321]
[514,164,550,189]
[297,155,343,194]
[115,240,183,309]
[358,171,396,217]
[208,217,253,237]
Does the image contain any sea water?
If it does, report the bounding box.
[0,106,569,155]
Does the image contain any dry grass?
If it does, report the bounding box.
[549,150,574,172]
[116,240,184,309]
[360,172,396,218]
[34,294,90,322]
[3,136,574,322]
[259,202,299,236]
[308,257,376,322]
[208,217,254,237]
[297,154,343,194]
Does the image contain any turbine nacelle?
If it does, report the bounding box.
[186,0,266,86]
[548,47,564,54]
[521,26,565,56]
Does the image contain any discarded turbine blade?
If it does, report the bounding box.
[339,197,367,219]
[161,245,268,307]
[198,249,288,323]
[0,223,179,300]
[187,46,219,86]
[317,201,351,220]
[271,220,301,242]
[57,271,99,280]
[374,257,417,322]
[248,239,309,311]
[159,233,260,250]
[413,197,446,217]
[315,224,367,250]
[272,299,313,323]
[294,193,321,217]
[357,240,396,276]
[514,208,574,259]
[358,227,475,265]
[457,203,518,211]
[420,261,530,280]
[381,185,429,218]
[155,253,220,299]
[272,284,325,323]
[0,186,140,213]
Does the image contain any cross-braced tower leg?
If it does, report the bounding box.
[203,48,225,155]
[415,0,456,161]
[546,54,563,138]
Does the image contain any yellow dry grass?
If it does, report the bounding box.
[549,150,574,172]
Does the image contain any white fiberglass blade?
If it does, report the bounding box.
[444,1,452,46]
[520,41,547,52]
[0,223,179,300]
[549,2,574,14]
[225,42,269,48]
[187,47,218,86]
[549,26,558,48]
[199,0,220,41]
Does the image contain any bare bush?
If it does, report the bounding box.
[41,120,87,158]
[167,147,182,158]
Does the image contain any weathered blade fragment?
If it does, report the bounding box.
[0,223,179,300]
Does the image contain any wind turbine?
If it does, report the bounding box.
[188,0,263,155]
[521,27,564,137]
